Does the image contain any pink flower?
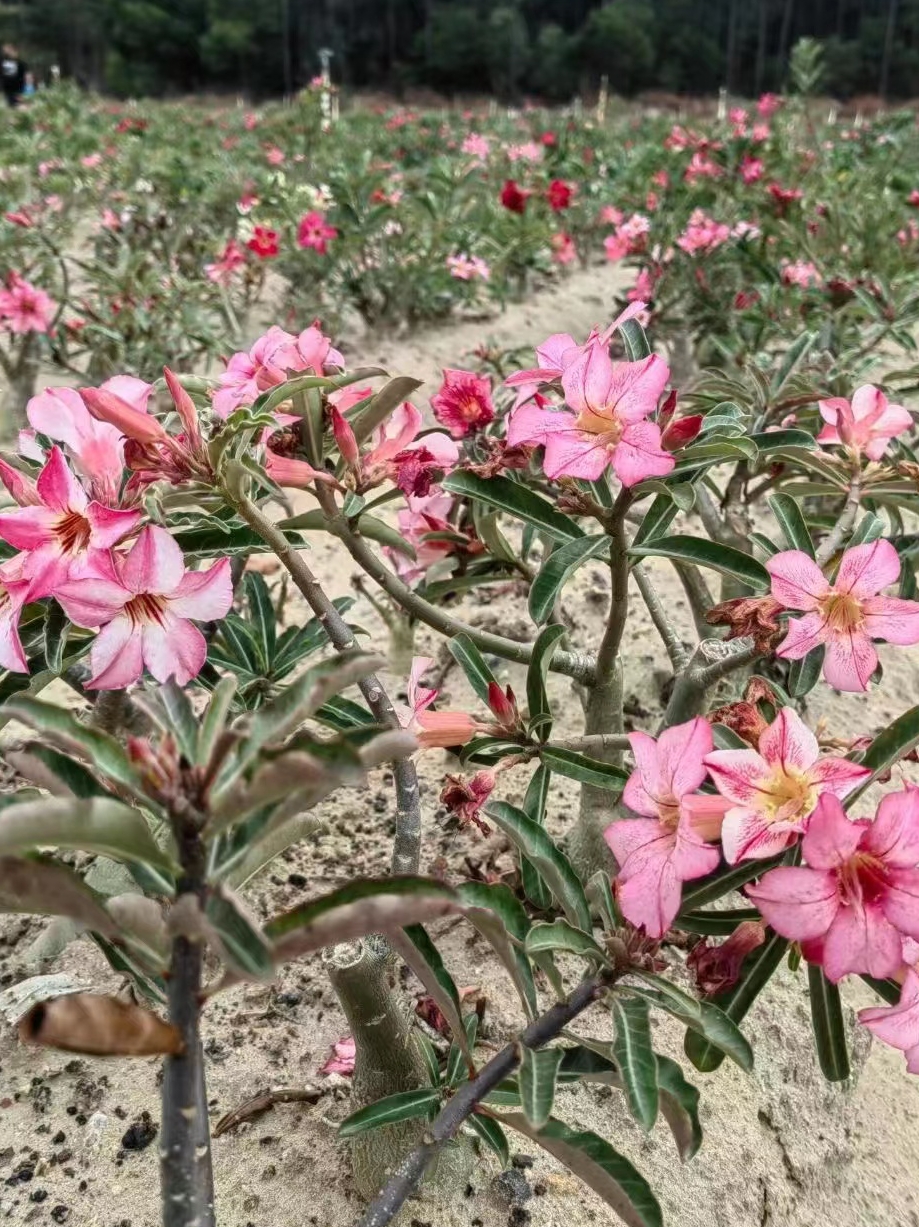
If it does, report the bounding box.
[757,93,782,118]
[320,1035,356,1076]
[27,387,126,506]
[740,155,764,183]
[704,707,870,863]
[817,385,912,461]
[859,969,919,1074]
[0,447,141,601]
[265,145,285,166]
[0,578,29,672]
[55,526,232,690]
[446,253,490,280]
[461,133,490,160]
[205,238,246,285]
[81,153,103,169]
[398,656,480,749]
[767,541,919,691]
[81,377,163,446]
[0,274,54,334]
[781,259,822,288]
[507,344,672,486]
[297,211,337,254]
[677,210,731,256]
[213,323,343,418]
[551,232,577,265]
[604,718,730,938]
[440,770,497,833]
[0,456,39,506]
[430,370,495,438]
[747,790,919,982]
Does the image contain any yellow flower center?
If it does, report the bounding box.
[575,408,622,442]
[819,590,864,633]
[758,765,818,825]
[656,795,681,830]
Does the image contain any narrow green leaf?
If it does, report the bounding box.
[521,764,552,910]
[498,1114,663,1227]
[655,1055,703,1161]
[447,634,499,705]
[632,975,754,1071]
[0,855,116,933]
[42,601,68,675]
[586,870,621,932]
[629,536,769,591]
[417,1032,442,1087]
[525,920,609,965]
[859,975,902,1006]
[679,853,785,912]
[245,571,277,663]
[677,907,762,935]
[197,677,237,766]
[620,317,651,362]
[205,890,274,982]
[632,493,679,547]
[443,472,584,542]
[752,428,817,452]
[12,744,112,799]
[485,801,591,931]
[770,330,817,394]
[611,996,659,1131]
[0,796,177,873]
[392,924,468,1057]
[847,512,885,548]
[768,493,815,557]
[518,1046,564,1130]
[807,963,850,1082]
[526,625,566,740]
[538,747,629,790]
[468,1112,510,1166]
[847,702,919,803]
[787,644,825,697]
[528,535,609,625]
[457,881,538,1020]
[338,1088,441,1138]
[350,376,423,443]
[446,1013,479,1086]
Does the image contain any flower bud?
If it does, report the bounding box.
[330,405,360,471]
[82,386,167,444]
[487,681,520,731]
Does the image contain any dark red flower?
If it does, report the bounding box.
[440,772,495,834]
[500,179,529,214]
[392,446,446,499]
[705,595,784,653]
[246,226,279,259]
[687,922,766,997]
[546,179,575,211]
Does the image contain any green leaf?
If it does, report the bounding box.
[0,855,116,934]
[629,536,769,591]
[518,1046,564,1130]
[485,801,591,931]
[135,680,199,764]
[525,920,609,965]
[457,881,538,1020]
[417,1032,442,1086]
[498,1115,663,1227]
[632,975,754,1072]
[807,963,850,1082]
[338,1088,441,1138]
[197,677,237,766]
[752,429,817,452]
[528,535,609,625]
[278,508,416,558]
[847,702,919,803]
[655,1055,703,1161]
[205,889,274,982]
[447,634,499,705]
[770,330,817,394]
[0,797,177,873]
[677,907,761,936]
[468,1112,510,1166]
[632,493,679,547]
[768,493,815,557]
[859,975,902,1006]
[521,764,552,910]
[586,870,621,932]
[681,931,788,1072]
[787,644,825,697]
[620,317,651,362]
[847,512,885,548]
[526,625,566,740]
[245,571,277,664]
[443,472,584,543]
[43,600,68,675]
[350,376,423,443]
[393,924,467,1056]
[611,996,659,1131]
[678,854,784,911]
[538,747,629,791]
[445,1013,479,1085]
[12,745,112,799]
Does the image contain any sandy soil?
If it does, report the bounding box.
[2,259,919,1227]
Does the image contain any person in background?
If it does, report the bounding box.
[1,44,26,107]
[22,72,35,100]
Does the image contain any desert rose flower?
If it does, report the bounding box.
[205,238,246,285]
[320,1036,356,1076]
[546,179,575,211]
[747,790,919,982]
[859,969,919,1074]
[687,921,766,996]
[0,273,55,333]
[0,447,141,601]
[246,226,280,258]
[213,323,343,418]
[430,369,495,438]
[704,707,870,863]
[397,656,480,749]
[604,718,731,938]
[767,541,919,691]
[27,386,126,506]
[297,210,337,254]
[331,400,458,497]
[500,179,529,213]
[0,578,29,672]
[55,525,232,690]
[816,385,912,461]
[507,343,672,486]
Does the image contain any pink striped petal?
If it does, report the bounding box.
[122,526,185,595]
[542,431,611,480]
[36,446,87,514]
[807,755,871,798]
[721,807,801,864]
[0,580,28,672]
[86,502,142,550]
[758,706,817,770]
[608,354,670,424]
[776,611,828,659]
[822,901,904,982]
[407,655,436,716]
[834,539,900,598]
[86,616,144,689]
[562,344,613,415]
[880,869,919,942]
[704,749,768,804]
[745,866,840,942]
[612,421,675,486]
[100,375,154,413]
[622,733,662,818]
[55,576,131,627]
[604,815,666,867]
[861,595,919,645]
[506,403,574,447]
[671,811,721,879]
[800,795,863,870]
[656,717,713,798]
[142,615,207,685]
[0,505,57,550]
[369,402,422,464]
[859,970,919,1052]
[865,786,919,866]
[823,629,877,691]
[618,859,682,939]
[766,550,829,611]
[169,558,233,622]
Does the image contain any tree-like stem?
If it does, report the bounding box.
[545,732,631,753]
[633,563,690,669]
[814,476,862,567]
[231,490,423,876]
[661,637,759,728]
[351,973,613,1227]
[674,562,716,638]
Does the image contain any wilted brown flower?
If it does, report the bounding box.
[687,921,766,997]
[705,594,784,652]
[708,678,780,748]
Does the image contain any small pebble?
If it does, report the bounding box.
[492,1169,532,1206]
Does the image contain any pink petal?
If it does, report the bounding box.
[822,629,877,692]
[758,707,817,770]
[776,611,828,659]
[562,344,613,415]
[607,354,670,424]
[0,505,57,550]
[704,748,768,804]
[169,558,233,621]
[766,550,829,611]
[671,811,721,879]
[55,574,131,627]
[122,526,185,594]
[745,866,840,942]
[818,396,849,426]
[542,431,611,480]
[618,858,682,939]
[859,970,919,1052]
[801,794,864,869]
[879,867,919,941]
[822,901,904,982]
[612,421,675,486]
[835,539,900,598]
[142,616,207,685]
[506,403,575,447]
[100,375,154,413]
[36,446,88,514]
[407,655,436,716]
[86,502,142,550]
[861,595,919,645]
[369,402,422,464]
[604,815,666,867]
[0,582,28,672]
[721,807,801,864]
[866,786,919,866]
[622,735,664,818]
[535,332,581,372]
[86,616,144,689]
[655,717,713,798]
[807,755,871,798]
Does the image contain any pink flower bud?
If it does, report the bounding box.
[163,367,201,447]
[661,413,703,451]
[330,405,360,471]
[487,681,520,731]
[688,922,766,997]
[82,386,167,444]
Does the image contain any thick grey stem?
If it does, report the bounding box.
[815,477,861,567]
[674,562,716,638]
[633,563,690,669]
[661,637,759,728]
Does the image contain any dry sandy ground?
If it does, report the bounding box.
[2,260,919,1227]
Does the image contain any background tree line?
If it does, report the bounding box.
[2,0,916,102]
